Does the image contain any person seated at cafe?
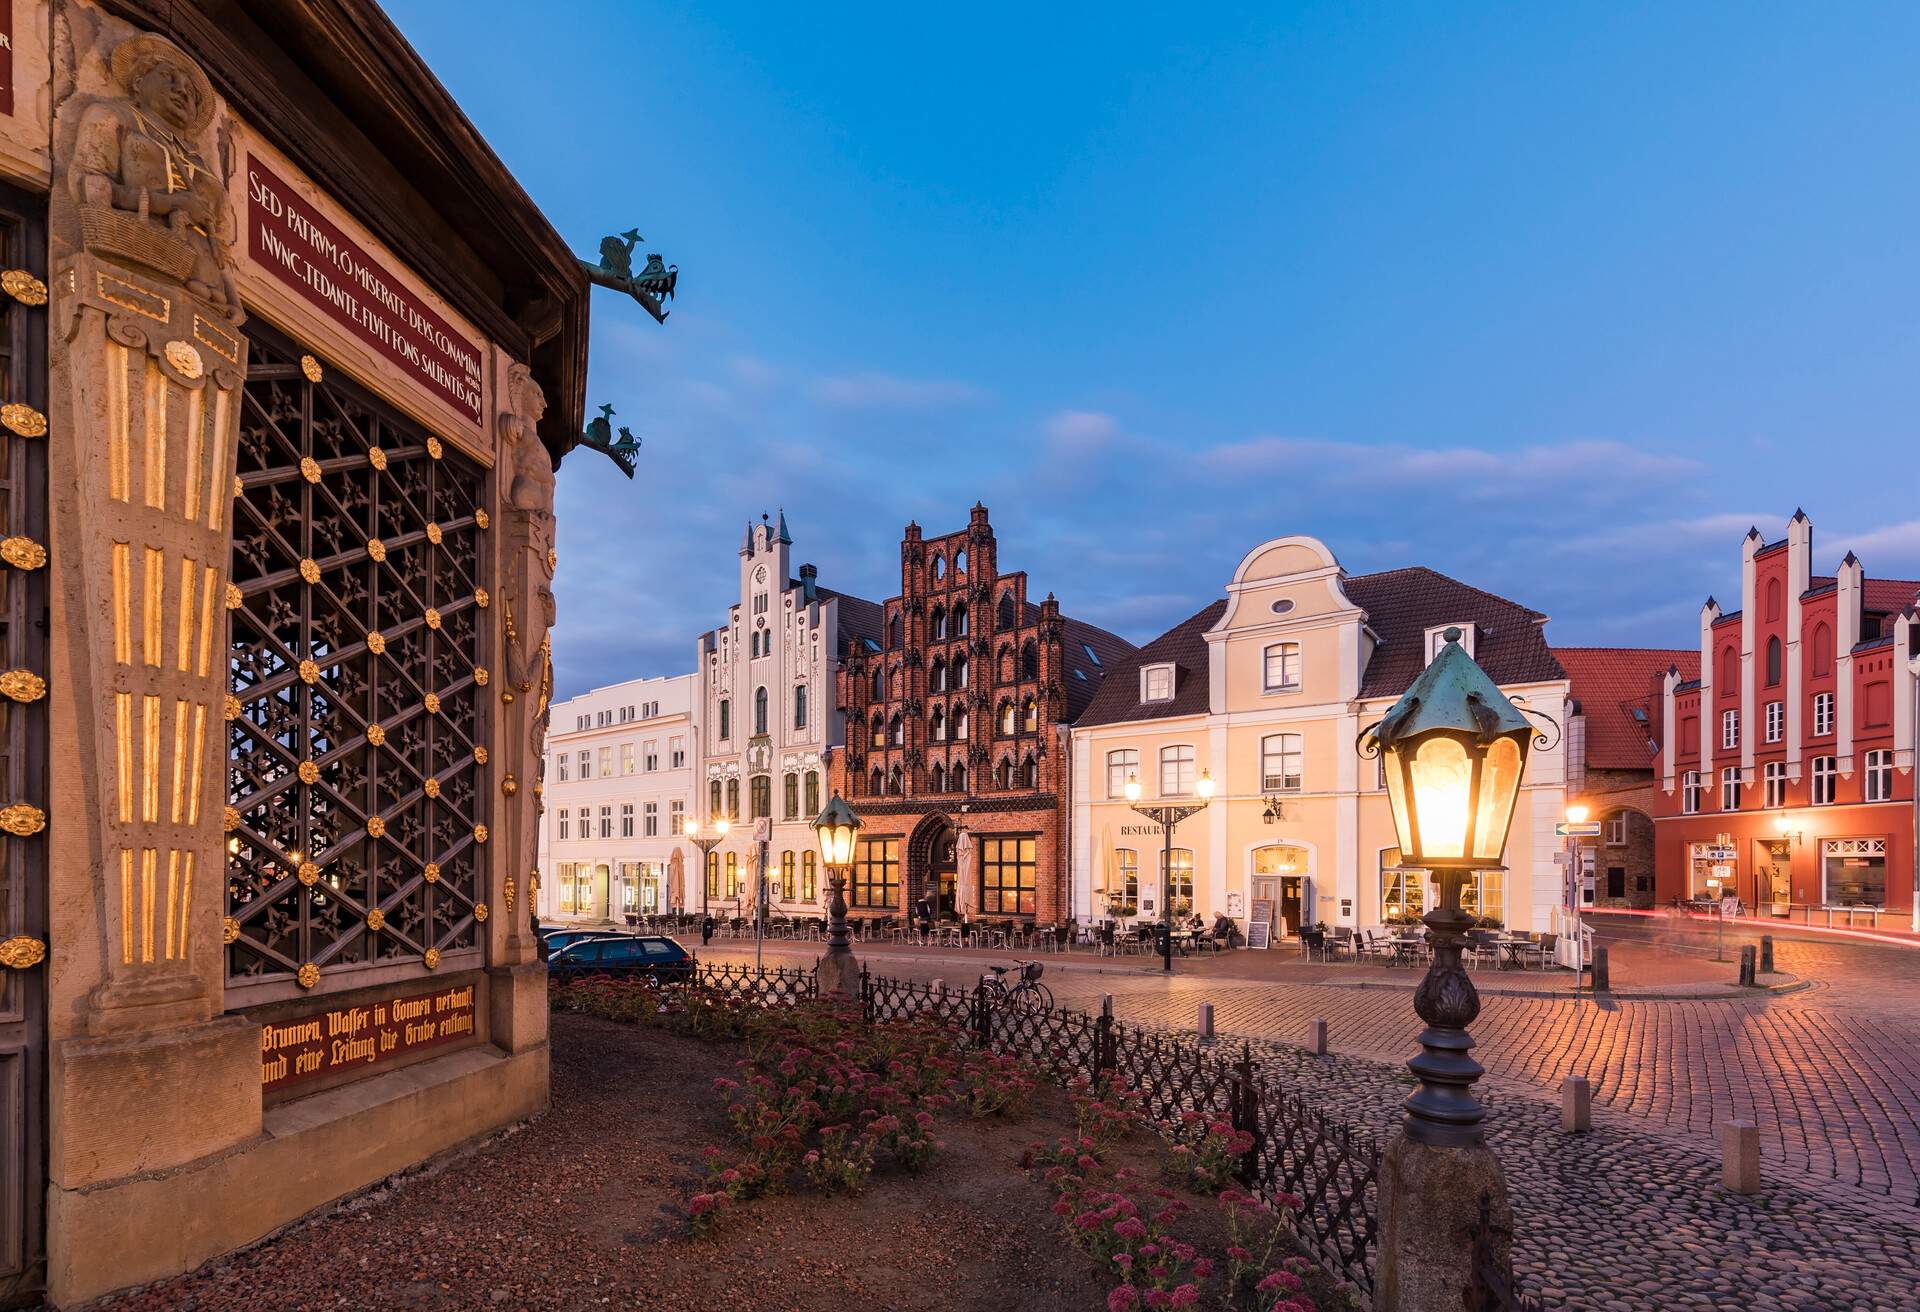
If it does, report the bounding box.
[1210,912,1239,947]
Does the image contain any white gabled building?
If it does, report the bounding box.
[537,673,699,922]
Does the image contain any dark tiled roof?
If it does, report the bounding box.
[1556,647,1699,770]
[817,587,885,656]
[1061,618,1137,720]
[1343,567,1564,699]
[1074,601,1225,727]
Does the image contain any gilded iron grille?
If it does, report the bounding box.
[226,325,490,996]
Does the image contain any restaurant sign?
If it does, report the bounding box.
[245,155,483,425]
[260,981,478,1094]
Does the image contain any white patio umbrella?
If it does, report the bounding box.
[955,826,977,917]
[667,849,685,912]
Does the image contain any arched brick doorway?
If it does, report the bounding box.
[905,812,959,919]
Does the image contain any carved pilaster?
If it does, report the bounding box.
[496,364,552,968]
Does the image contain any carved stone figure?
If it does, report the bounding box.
[499,365,556,926]
[69,34,239,311]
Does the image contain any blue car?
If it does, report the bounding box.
[538,927,626,957]
[547,935,695,982]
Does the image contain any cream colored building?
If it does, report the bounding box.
[538,674,698,922]
[1070,537,1572,940]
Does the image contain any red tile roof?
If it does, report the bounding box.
[1865,578,1920,614]
[1556,647,1699,770]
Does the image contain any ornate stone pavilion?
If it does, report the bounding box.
[0,2,596,1304]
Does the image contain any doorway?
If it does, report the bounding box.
[1755,839,1792,913]
[1279,875,1309,936]
[1251,844,1309,940]
[593,865,612,920]
[933,831,957,919]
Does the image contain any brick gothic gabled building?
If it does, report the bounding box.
[831,504,1134,925]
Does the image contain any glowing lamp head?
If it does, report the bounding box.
[683,819,700,838]
[1196,769,1216,800]
[1361,628,1538,872]
[1123,774,1143,804]
[1774,814,1793,835]
[811,794,863,868]
[714,818,730,837]
[1565,804,1590,825]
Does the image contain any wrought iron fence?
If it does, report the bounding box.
[1465,1191,1542,1311]
[690,959,816,1006]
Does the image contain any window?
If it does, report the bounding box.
[598,805,613,839]
[635,801,652,836]
[997,591,1017,629]
[1109,848,1139,916]
[931,659,947,692]
[953,548,966,574]
[1811,623,1833,677]
[645,744,659,771]
[1721,766,1741,811]
[578,749,591,779]
[1605,814,1627,846]
[781,850,796,902]
[953,603,968,635]
[931,606,946,640]
[1765,701,1783,743]
[556,754,569,782]
[598,746,612,778]
[1811,756,1837,806]
[1163,847,1194,913]
[1460,871,1504,924]
[1021,641,1039,680]
[622,743,636,775]
[999,701,1016,736]
[953,704,969,739]
[670,739,686,768]
[718,699,731,740]
[932,552,945,581]
[1263,642,1301,692]
[954,655,969,688]
[1865,750,1894,802]
[705,851,719,898]
[620,803,634,838]
[803,851,818,901]
[726,777,740,819]
[929,763,946,793]
[1823,837,1887,907]
[558,808,570,840]
[1813,692,1834,737]
[1380,847,1423,920]
[1720,646,1737,690]
[1261,733,1303,792]
[890,714,905,746]
[804,770,821,816]
[1722,710,1738,750]
[852,837,900,909]
[1763,761,1787,809]
[750,774,772,819]
[1682,771,1702,815]
[709,778,722,818]
[871,716,886,749]
[1022,697,1038,732]
[981,836,1037,915]
[930,706,946,741]
[1159,744,1196,796]
[1765,635,1782,686]
[794,684,808,729]
[950,761,967,792]
[1142,663,1175,703]
[1765,577,1783,622]
[669,799,684,835]
[754,687,768,735]
[1106,749,1139,798]
[725,852,738,898]
[784,772,800,819]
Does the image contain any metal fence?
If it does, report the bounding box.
[1465,1191,1543,1311]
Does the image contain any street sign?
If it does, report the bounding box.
[1556,822,1602,837]
[1705,845,1736,861]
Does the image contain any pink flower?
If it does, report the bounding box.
[1113,1218,1148,1241]
[1113,1254,1133,1270]
[1169,1287,1201,1309]
[1191,1259,1214,1280]
[1106,1287,1140,1312]
[1144,1292,1172,1309]
[1257,1272,1304,1294]
[687,1193,715,1216]
[1227,1246,1251,1262]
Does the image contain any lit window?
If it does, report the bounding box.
[1106,749,1139,798]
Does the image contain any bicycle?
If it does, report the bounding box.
[980,959,1053,1011]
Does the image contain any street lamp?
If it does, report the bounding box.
[811,794,863,960]
[1123,767,1215,973]
[1360,627,1551,1147]
[683,817,729,935]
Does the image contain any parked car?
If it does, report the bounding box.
[538,927,626,956]
[546,935,694,982]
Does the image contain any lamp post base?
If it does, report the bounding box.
[817,870,859,1000]
[1374,1134,1511,1312]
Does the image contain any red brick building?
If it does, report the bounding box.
[1656,513,1919,924]
[831,505,1133,926]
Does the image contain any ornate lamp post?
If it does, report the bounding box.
[683,817,729,934]
[1361,627,1554,1311]
[1124,768,1215,972]
[811,795,864,997]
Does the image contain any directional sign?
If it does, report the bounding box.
[1556,822,1602,837]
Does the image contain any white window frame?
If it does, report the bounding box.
[1682,770,1702,815]
[622,743,636,775]
[1764,701,1783,744]
[1425,624,1476,662]
[1810,756,1837,806]
[1865,749,1894,803]
[1260,732,1303,792]
[1106,749,1139,799]
[1141,663,1176,704]
[1262,642,1301,694]
[619,802,634,838]
[1158,744,1196,797]
[1721,766,1741,811]
[1813,692,1834,738]
[558,808,570,840]
[1722,710,1739,750]
[578,749,591,780]
[644,801,659,836]
[1763,761,1787,809]
[1605,814,1627,846]
[556,754,569,783]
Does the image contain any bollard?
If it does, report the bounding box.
[1308,1017,1329,1057]
[1197,1001,1215,1043]
[1720,1120,1761,1193]
[1590,945,1610,993]
[1738,944,1756,988]
[1759,935,1774,975]
[930,978,943,995]
[1102,994,1114,1021]
[1561,1075,1592,1133]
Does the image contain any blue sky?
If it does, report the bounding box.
[385,1,1920,698]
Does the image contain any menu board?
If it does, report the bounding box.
[1247,921,1272,950]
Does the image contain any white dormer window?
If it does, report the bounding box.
[1141,663,1176,703]
[1425,624,1476,663]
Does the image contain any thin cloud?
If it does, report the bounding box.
[809,371,986,409]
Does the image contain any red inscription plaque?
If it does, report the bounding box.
[245,154,482,424]
[260,982,478,1093]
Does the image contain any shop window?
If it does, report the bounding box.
[1380,847,1425,921]
[1461,872,1504,925]
[852,838,900,909]
[1822,838,1887,907]
[781,851,796,902]
[1108,848,1139,916]
[1162,848,1194,915]
[981,836,1038,916]
[803,851,818,901]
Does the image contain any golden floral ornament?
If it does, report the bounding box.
[0,537,45,570]
[298,658,320,685]
[0,269,48,306]
[474,666,489,687]
[501,773,518,797]
[221,917,240,945]
[425,522,443,545]
[474,588,490,609]
[366,723,386,746]
[475,509,490,530]
[366,908,386,932]
[297,963,320,990]
[0,669,46,703]
[0,935,46,969]
[297,860,319,886]
[423,692,441,714]
[473,903,490,923]
[0,803,45,837]
[473,745,489,765]
[366,631,386,655]
[368,445,388,471]
[424,777,441,798]
[223,804,240,832]
[297,760,320,785]
[367,538,387,563]
[224,693,241,720]
[0,402,47,438]
[423,948,441,970]
[365,815,387,838]
[225,581,242,609]
[299,558,320,585]
[424,607,442,631]
[300,456,322,485]
[300,354,324,382]
[233,475,243,499]
[504,875,515,914]
[426,436,444,460]
[423,862,441,884]
[529,868,541,892]
[162,340,203,380]
[473,824,489,844]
